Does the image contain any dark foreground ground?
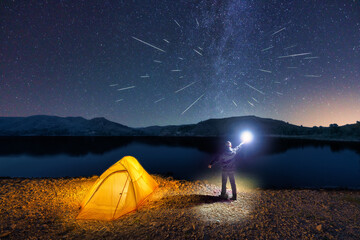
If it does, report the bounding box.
[0,176,359,239]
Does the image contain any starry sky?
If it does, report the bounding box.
[1,0,359,127]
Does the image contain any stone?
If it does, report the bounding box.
[316,224,322,231]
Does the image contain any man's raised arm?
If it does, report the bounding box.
[234,142,245,152]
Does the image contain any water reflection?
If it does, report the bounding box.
[0,137,359,189]
[0,136,359,156]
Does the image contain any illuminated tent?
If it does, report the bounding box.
[77,156,158,220]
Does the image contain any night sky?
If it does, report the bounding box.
[1,0,359,127]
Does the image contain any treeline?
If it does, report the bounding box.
[312,121,360,138]
[270,121,360,140]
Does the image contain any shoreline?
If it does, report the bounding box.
[1,176,360,191]
[0,135,359,142]
[1,176,359,239]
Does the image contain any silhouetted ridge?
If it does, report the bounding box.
[0,115,359,140]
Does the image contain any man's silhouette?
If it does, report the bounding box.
[208,141,244,200]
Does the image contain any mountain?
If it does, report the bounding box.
[0,115,138,136]
[0,115,359,140]
[138,116,309,137]
[139,116,360,140]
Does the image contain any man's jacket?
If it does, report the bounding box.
[210,144,242,171]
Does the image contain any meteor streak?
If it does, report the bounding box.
[278,52,311,58]
[175,81,197,93]
[304,75,321,78]
[154,98,165,103]
[245,83,265,95]
[174,19,181,28]
[131,36,166,53]
[181,93,205,115]
[117,86,135,91]
[261,46,274,52]
[272,27,285,36]
[304,56,319,59]
[193,49,203,56]
[258,69,272,73]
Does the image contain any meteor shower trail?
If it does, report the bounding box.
[174,19,181,28]
[181,93,205,115]
[258,69,272,73]
[272,27,286,36]
[154,98,165,103]
[193,49,203,56]
[261,46,274,52]
[175,82,197,93]
[278,53,311,58]
[245,83,265,95]
[117,86,135,91]
[131,36,166,53]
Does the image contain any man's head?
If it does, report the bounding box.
[226,141,232,148]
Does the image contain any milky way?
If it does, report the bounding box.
[1,1,359,127]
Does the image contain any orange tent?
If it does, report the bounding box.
[77,156,158,220]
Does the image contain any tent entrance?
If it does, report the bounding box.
[80,171,132,220]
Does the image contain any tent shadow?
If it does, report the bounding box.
[158,194,230,209]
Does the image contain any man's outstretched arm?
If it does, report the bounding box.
[233,142,245,152]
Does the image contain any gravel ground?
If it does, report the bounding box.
[0,176,359,239]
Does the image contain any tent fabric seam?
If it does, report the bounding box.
[81,170,128,209]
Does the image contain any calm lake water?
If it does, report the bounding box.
[0,137,359,189]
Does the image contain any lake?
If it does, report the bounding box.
[0,136,359,189]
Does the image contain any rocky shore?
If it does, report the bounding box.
[0,176,359,239]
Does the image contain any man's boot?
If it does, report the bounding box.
[219,193,228,199]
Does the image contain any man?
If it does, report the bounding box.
[208,141,244,200]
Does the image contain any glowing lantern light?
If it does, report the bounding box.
[241,131,253,144]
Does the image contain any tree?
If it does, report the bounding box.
[329,123,339,135]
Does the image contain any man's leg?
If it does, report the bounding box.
[221,171,228,198]
[229,172,237,200]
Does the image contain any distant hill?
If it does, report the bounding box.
[0,115,139,136]
[138,116,308,137]
[139,116,360,140]
[0,115,359,140]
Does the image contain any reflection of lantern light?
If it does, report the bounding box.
[241,131,253,143]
